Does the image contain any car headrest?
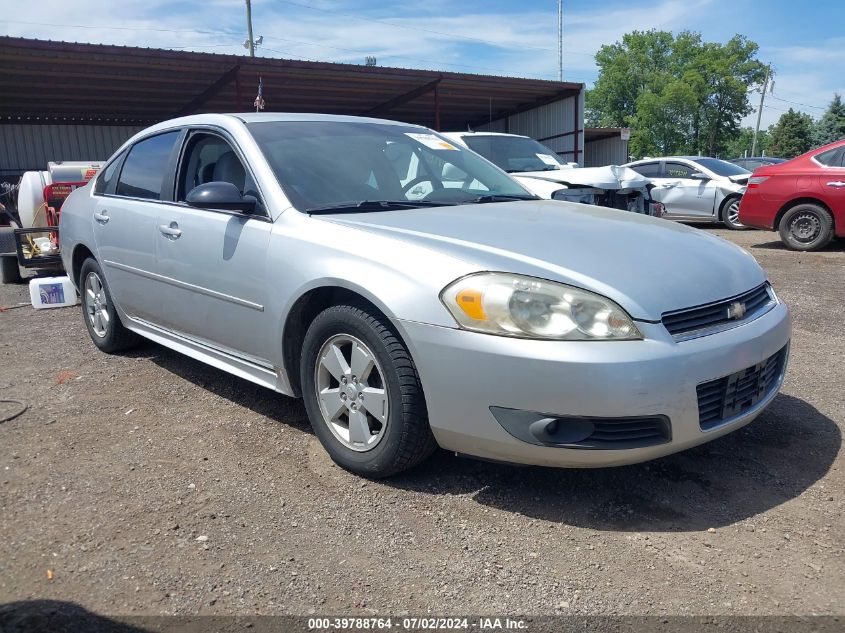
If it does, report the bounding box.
[442,163,467,182]
[200,162,216,185]
[213,152,246,192]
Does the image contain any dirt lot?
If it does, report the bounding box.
[0,227,843,618]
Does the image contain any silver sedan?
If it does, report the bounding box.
[625,156,751,229]
[60,114,791,477]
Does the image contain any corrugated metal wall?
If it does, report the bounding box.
[0,124,143,176]
[583,136,629,167]
[475,91,585,166]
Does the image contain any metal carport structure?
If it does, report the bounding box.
[0,36,584,180]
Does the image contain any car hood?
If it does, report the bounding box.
[514,165,649,190]
[322,200,766,321]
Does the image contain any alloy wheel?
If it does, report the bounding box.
[314,334,389,452]
[726,199,742,227]
[84,272,110,338]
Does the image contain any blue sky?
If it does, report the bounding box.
[4,0,843,128]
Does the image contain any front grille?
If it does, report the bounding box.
[662,284,774,338]
[696,346,787,430]
[573,417,671,449]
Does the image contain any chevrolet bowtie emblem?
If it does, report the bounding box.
[727,301,746,320]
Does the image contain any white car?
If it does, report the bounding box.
[443,131,663,216]
[624,157,750,229]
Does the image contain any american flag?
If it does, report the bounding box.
[254,77,265,111]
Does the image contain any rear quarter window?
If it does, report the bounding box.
[93,151,125,195]
[630,162,661,177]
[814,147,845,167]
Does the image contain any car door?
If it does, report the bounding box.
[819,147,845,215]
[92,130,182,323]
[153,129,274,363]
[651,161,719,219]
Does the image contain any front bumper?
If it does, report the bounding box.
[397,301,791,468]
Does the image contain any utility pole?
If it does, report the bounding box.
[245,0,255,58]
[751,64,771,157]
[557,0,563,81]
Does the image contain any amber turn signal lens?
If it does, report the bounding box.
[455,289,486,321]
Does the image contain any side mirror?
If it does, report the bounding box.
[186,182,256,213]
[689,172,710,181]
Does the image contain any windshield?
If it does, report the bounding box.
[246,121,534,212]
[690,157,750,177]
[460,135,564,173]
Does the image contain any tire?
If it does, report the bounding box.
[0,255,22,284]
[300,304,436,478]
[720,196,747,230]
[778,204,834,252]
[79,258,141,353]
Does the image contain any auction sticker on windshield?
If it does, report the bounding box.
[406,133,459,150]
[536,153,559,166]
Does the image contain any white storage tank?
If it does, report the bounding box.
[16,161,102,229]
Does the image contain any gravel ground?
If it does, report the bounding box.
[0,226,842,618]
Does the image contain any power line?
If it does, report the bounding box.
[5,18,591,82]
[269,0,596,58]
[6,13,592,83]
[768,95,827,111]
[260,35,578,80]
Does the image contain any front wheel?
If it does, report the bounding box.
[300,304,436,477]
[778,204,834,251]
[721,196,746,230]
[79,258,141,353]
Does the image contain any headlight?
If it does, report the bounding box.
[440,272,642,340]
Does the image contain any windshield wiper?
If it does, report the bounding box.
[505,166,558,173]
[306,200,453,215]
[469,194,540,203]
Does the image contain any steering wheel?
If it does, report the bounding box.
[402,177,437,194]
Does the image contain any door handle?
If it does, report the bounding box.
[93,210,110,224]
[826,181,845,188]
[159,222,182,239]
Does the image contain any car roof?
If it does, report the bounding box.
[627,156,698,163]
[442,131,530,139]
[135,112,427,137]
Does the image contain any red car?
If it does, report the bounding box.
[739,139,845,251]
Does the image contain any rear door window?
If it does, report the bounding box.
[116,131,180,200]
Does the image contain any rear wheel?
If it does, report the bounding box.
[300,304,436,478]
[79,258,141,353]
[778,204,834,251]
[721,196,746,230]
[0,255,22,284]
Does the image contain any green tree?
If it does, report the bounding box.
[813,93,845,146]
[724,126,771,158]
[768,108,815,158]
[586,30,766,157]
